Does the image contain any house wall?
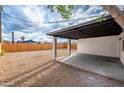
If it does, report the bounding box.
[120,52,124,65]
[77,36,119,57]
[120,32,124,65]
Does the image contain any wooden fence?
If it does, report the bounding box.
[2,43,77,52]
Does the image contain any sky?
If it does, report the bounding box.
[1,5,124,43]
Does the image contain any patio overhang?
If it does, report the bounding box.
[47,15,123,40]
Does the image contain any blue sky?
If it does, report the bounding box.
[2,5,124,43]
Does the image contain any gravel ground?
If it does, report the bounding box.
[0,49,124,87]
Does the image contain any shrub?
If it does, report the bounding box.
[0,49,6,56]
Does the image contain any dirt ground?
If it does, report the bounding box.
[0,49,124,87]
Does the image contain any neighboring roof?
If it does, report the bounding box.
[17,39,37,43]
[47,15,123,39]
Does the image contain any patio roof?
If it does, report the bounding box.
[47,15,123,40]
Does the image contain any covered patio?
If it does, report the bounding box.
[47,15,122,59]
[60,53,124,81]
[47,15,124,81]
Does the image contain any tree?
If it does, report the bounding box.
[21,36,25,41]
[48,5,124,31]
[47,5,74,19]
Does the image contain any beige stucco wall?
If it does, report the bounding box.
[77,36,120,57]
[120,32,124,65]
[120,52,124,65]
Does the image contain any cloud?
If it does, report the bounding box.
[22,6,44,23]
[2,24,4,29]
[2,5,124,42]
[118,5,124,11]
[2,32,11,41]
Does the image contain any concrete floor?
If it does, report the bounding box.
[60,53,124,81]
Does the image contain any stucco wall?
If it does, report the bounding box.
[120,32,124,65]
[77,36,119,57]
[120,51,124,65]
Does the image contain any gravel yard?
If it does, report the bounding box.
[0,49,124,87]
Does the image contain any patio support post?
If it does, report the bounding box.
[53,36,57,60]
[0,9,2,53]
[68,39,71,56]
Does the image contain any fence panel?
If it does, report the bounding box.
[2,43,77,52]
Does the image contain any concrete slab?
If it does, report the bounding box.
[59,53,124,81]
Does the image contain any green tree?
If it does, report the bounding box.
[21,36,25,41]
[47,5,74,19]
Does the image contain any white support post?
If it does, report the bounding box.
[0,10,2,53]
[53,36,57,60]
[68,39,71,56]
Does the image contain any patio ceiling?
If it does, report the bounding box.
[47,15,123,40]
